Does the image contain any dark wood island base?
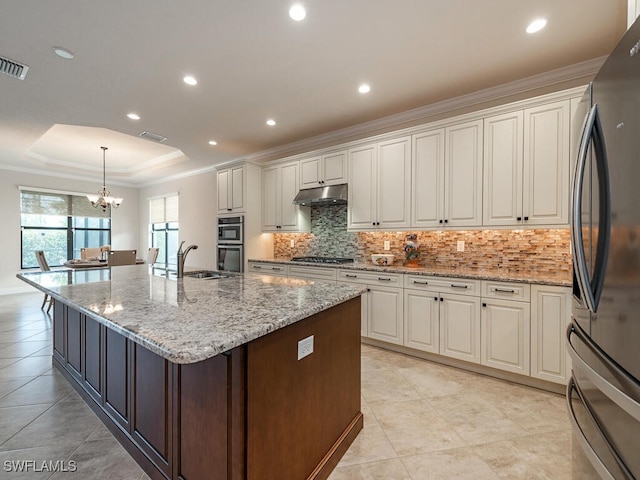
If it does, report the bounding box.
[52,297,363,480]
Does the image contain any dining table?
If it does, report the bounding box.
[64,259,145,269]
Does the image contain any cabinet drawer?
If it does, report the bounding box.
[338,269,401,286]
[481,281,530,302]
[289,265,337,282]
[404,275,480,296]
[247,262,289,277]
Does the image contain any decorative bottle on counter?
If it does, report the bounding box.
[404,234,420,267]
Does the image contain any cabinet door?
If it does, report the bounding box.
[348,144,377,230]
[531,285,571,384]
[84,316,102,402]
[300,156,322,189]
[262,166,279,231]
[439,292,481,363]
[217,169,230,213]
[483,111,524,226]
[377,136,411,229]
[66,308,83,380]
[279,162,301,231]
[523,101,570,225]
[481,298,530,375]
[412,129,445,228]
[322,150,348,186]
[367,285,403,345]
[444,120,483,227]
[230,165,244,211]
[404,289,439,353]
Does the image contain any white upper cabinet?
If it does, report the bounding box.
[412,120,483,228]
[412,129,444,227]
[483,111,524,226]
[483,100,570,226]
[523,101,570,225]
[217,164,246,214]
[299,150,348,189]
[262,161,310,232]
[348,136,411,230]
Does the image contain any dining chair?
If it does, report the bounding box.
[147,247,159,265]
[80,247,102,260]
[107,250,137,266]
[34,250,53,313]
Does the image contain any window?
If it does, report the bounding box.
[20,189,111,269]
[149,194,179,273]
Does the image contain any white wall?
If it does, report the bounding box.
[137,171,217,270]
[0,169,140,295]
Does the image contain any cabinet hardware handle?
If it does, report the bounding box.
[367,288,371,292]
[272,267,281,271]
[345,274,358,278]
[412,280,429,285]
[439,297,443,301]
[439,220,443,224]
[434,296,438,301]
[378,277,392,281]
[444,219,448,223]
[516,216,522,221]
[253,266,262,269]
[524,216,529,221]
[482,303,487,307]
[372,222,376,226]
[227,208,232,211]
[451,284,468,289]
[494,288,515,293]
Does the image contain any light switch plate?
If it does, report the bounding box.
[298,335,314,360]
[383,240,390,251]
[457,240,465,252]
[290,239,295,248]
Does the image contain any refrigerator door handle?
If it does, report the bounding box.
[567,323,640,423]
[567,379,629,480]
[570,103,611,313]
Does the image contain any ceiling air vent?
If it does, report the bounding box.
[0,55,29,80]
[139,131,167,143]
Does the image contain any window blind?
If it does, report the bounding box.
[20,190,110,218]
[149,194,179,224]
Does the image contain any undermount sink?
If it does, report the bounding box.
[183,270,230,279]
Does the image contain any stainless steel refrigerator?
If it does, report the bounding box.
[568,16,640,480]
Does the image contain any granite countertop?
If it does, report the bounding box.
[249,258,571,287]
[17,266,365,364]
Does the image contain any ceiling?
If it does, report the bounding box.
[0,0,628,187]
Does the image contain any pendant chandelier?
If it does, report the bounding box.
[87,146,123,211]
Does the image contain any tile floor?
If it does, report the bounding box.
[0,292,574,479]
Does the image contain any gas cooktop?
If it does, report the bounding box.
[291,256,355,264]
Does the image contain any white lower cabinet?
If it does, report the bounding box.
[481,297,530,375]
[404,289,439,353]
[403,275,481,361]
[247,261,289,277]
[338,270,403,344]
[287,265,337,283]
[530,285,571,384]
[439,293,482,364]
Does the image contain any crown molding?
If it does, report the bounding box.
[0,163,139,188]
[237,56,605,164]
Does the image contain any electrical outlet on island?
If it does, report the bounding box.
[457,240,465,252]
[290,239,295,248]
[383,240,390,251]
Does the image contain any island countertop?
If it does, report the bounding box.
[17,266,365,364]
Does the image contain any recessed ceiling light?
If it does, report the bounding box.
[208,140,218,146]
[358,83,371,94]
[526,18,547,34]
[126,113,140,120]
[53,47,74,59]
[266,119,276,126]
[289,4,306,21]
[183,75,198,86]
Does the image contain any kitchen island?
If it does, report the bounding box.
[17,266,365,480]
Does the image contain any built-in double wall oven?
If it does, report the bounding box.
[217,216,243,272]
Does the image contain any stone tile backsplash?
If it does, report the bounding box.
[273,205,572,274]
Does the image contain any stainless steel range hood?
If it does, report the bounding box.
[292,184,348,206]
